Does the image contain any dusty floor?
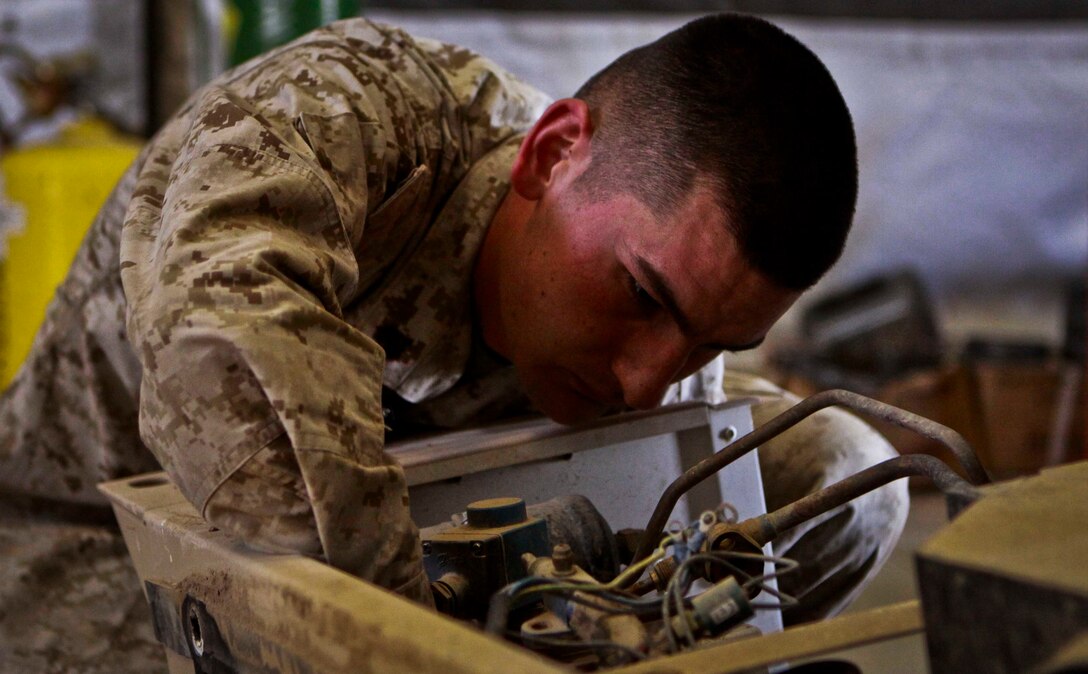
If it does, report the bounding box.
[803,487,949,672]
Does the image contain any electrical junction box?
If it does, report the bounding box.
[422,497,550,621]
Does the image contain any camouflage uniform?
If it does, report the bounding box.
[0,18,905,671]
[0,20,550,671]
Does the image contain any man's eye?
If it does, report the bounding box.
[627,272,658,310]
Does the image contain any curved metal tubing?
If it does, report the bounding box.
[743,454,981,547]
[630,389,990,564]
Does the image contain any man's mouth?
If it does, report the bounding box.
[568,373,620,408]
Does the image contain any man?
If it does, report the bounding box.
[0,14,905,670]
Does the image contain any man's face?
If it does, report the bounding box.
[480,171,801,425]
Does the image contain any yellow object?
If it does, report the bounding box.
[0,118,140,386]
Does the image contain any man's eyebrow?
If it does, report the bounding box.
[633,255,766,353]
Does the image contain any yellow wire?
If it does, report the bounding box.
[512,534,678,603]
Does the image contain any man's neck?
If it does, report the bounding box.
[472,188,532,362]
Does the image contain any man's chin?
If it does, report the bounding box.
[518,369,613,425]
[533,395,607,426]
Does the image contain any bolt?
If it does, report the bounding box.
[718,426,738,444]
[422,541,432,555]
[649,556,678,591]
[470,541,485,557]
[552,543,575,576]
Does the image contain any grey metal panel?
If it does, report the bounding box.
[401,402,759,530]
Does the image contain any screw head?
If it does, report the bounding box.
[470,541,485,557]
[718,426,738,444]
[422,541,432,555]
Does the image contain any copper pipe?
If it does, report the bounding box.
[630,389,990,565]
[732,454,980,548]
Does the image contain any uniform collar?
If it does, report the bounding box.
[374,136,521,403]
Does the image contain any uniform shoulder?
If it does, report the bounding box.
[324,18,551,115]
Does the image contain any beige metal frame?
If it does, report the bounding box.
[102,403,925,672]
[104,475,925,674]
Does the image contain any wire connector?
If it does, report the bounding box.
[671,576,752,639]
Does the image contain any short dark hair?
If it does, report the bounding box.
[574,14,857,291]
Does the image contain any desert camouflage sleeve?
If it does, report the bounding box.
[120,83,431,601]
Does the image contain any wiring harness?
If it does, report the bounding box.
[486,505,798,665]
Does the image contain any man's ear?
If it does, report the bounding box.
[510,98,593,201]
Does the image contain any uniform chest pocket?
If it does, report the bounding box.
[356,163,433,293]
[368,164,431,226]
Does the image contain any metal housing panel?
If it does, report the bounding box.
[917,461,1088,674]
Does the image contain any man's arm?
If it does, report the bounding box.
[120,83,430,601]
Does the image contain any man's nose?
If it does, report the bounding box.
[613,339,689,410]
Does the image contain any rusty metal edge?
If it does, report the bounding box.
[100,476,569,674]
[612,600,924,674]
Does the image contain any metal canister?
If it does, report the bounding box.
[229,0,361,65]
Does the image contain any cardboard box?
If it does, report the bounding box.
[770,358,1084,482]
[971,359,1081,480]
[770,364,986,481]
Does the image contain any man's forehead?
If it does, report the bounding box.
[628,196,798,349]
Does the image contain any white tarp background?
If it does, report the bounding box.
[370,11,1088,350]
[2,6,1085,350]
